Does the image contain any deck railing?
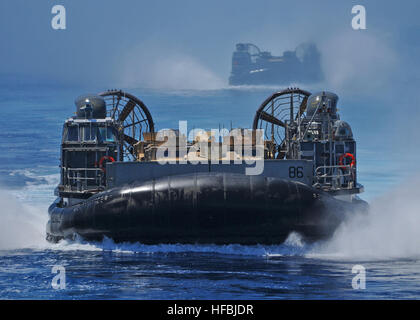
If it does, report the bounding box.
[314,164,355,191]
[63,167,105,192]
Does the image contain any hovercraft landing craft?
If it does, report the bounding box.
[46,88,367,244]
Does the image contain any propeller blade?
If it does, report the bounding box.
[111,96,121,119]
[118,99,136,122]
[123,134,138,146]
[295,96,309,120]
[259,111,286,127]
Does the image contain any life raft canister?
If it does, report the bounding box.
[338,153,355,171]
[99,156,115,173]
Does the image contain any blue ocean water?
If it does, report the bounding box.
[1,83,420,299]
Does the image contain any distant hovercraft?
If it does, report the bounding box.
[229,43,323,86]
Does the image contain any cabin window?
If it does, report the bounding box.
[98,126,117,142]
[66,126,79,141]
[82,125,97,142]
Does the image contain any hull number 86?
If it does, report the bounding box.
[289,166,304,179]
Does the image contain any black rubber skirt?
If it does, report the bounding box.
[46,172,367,244]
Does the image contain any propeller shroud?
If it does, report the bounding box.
[252,88,311,159]
[98,90,155,161]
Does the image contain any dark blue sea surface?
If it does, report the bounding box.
[0,84,419,299]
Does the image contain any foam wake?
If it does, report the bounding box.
[309,175,420,261]
[48,232,309,257]
[0,169,58,251]
[0,191,47,250]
